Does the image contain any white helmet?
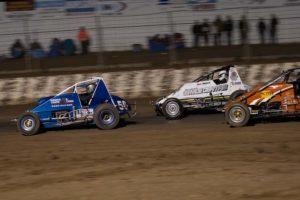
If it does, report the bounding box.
[218,70,227,82]
[87,84,95,93]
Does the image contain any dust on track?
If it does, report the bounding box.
[0,99,300,200]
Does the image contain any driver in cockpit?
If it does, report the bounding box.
[218,70,228,84]
[79,84,96,106]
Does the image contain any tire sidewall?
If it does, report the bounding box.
[94,104,120,130]
[17,112,41,136]
[225,103,250,127]
[230,90,246,101]
[162,98,183,120]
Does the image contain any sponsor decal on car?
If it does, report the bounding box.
[197,81,210,85]
[76,108,94,119]
[50,98,74,107]
[231,81,242,85]
[260,90,272,98]
[183,84,228,96]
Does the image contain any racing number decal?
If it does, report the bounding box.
[117,100,129,110]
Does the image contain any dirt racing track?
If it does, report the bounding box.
[0,99,300,200]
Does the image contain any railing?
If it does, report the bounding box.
[0,3,300,71]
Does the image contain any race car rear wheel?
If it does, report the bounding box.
[229,90,246,101]
[162,99,183,120]
[94,104,120,130]
[225,103,250,127]
[17,112,41,136]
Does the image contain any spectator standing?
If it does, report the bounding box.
[224,16,234,45]
[270,14,279,44]
[213,16,223,46]
[257,18,266,44]
[77,27,90,55]
[211,20,218,46]
[202,19,210,46]
[192,21,202,47]
[10,39,25,59]
[239,15,249,45]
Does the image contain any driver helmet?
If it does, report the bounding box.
[218,70,227,82]
[87,84,95,94]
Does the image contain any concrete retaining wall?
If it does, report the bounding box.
[0,62,299,106]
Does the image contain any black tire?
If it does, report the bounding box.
[162,98,184,120]
[94,104,120,130]
[17,112,41,136]
[225,102,250,127]
[229,90,246,101]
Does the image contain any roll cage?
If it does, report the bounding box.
[57,77,101,96]
[258,67,300,92]
[193,65,233,82]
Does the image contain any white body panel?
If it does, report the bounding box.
[158,67,249,106]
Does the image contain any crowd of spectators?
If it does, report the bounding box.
[5,15,281,59]
[9,27,90,59]
[192,14,279,47]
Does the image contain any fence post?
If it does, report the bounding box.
[243,6,251,63]
[167,11,177,65]
[23,18,32,70]
[94,14,105,68]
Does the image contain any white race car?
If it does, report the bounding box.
[154,65,250,119]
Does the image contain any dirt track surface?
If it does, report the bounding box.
[1,99,300,200]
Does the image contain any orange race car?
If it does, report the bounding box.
[224,67,300,127]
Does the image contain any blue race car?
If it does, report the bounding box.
[17,77,135,136]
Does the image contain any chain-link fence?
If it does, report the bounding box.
[0,3,300,72]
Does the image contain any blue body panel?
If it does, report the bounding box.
[89,79,113,108]
[29,79,131,129]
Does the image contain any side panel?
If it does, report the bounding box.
[32,93,82,125]
[175,81,230,99]
[89,80,114,108]
[246,83,298,113]
[227,67,247,94]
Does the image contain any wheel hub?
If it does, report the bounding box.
[21,118,35,132]
[233,110,242,118]
[100,111,115,125]
[166,102,179,116]
[229,107,245,123]
[25,119,32,127]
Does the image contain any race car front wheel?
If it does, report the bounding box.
[18,112,41,136]
[162,99,183,120]
[225,103,250,127]
[94,104,120,130]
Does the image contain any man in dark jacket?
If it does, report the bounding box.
[270,14,279,44]
[224,16,234,45]
[239,15,249,45]
[202,19,210,46]
[258,18,266,44]
[192,21,202,47]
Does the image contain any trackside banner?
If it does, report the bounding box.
[0,0,299,20]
